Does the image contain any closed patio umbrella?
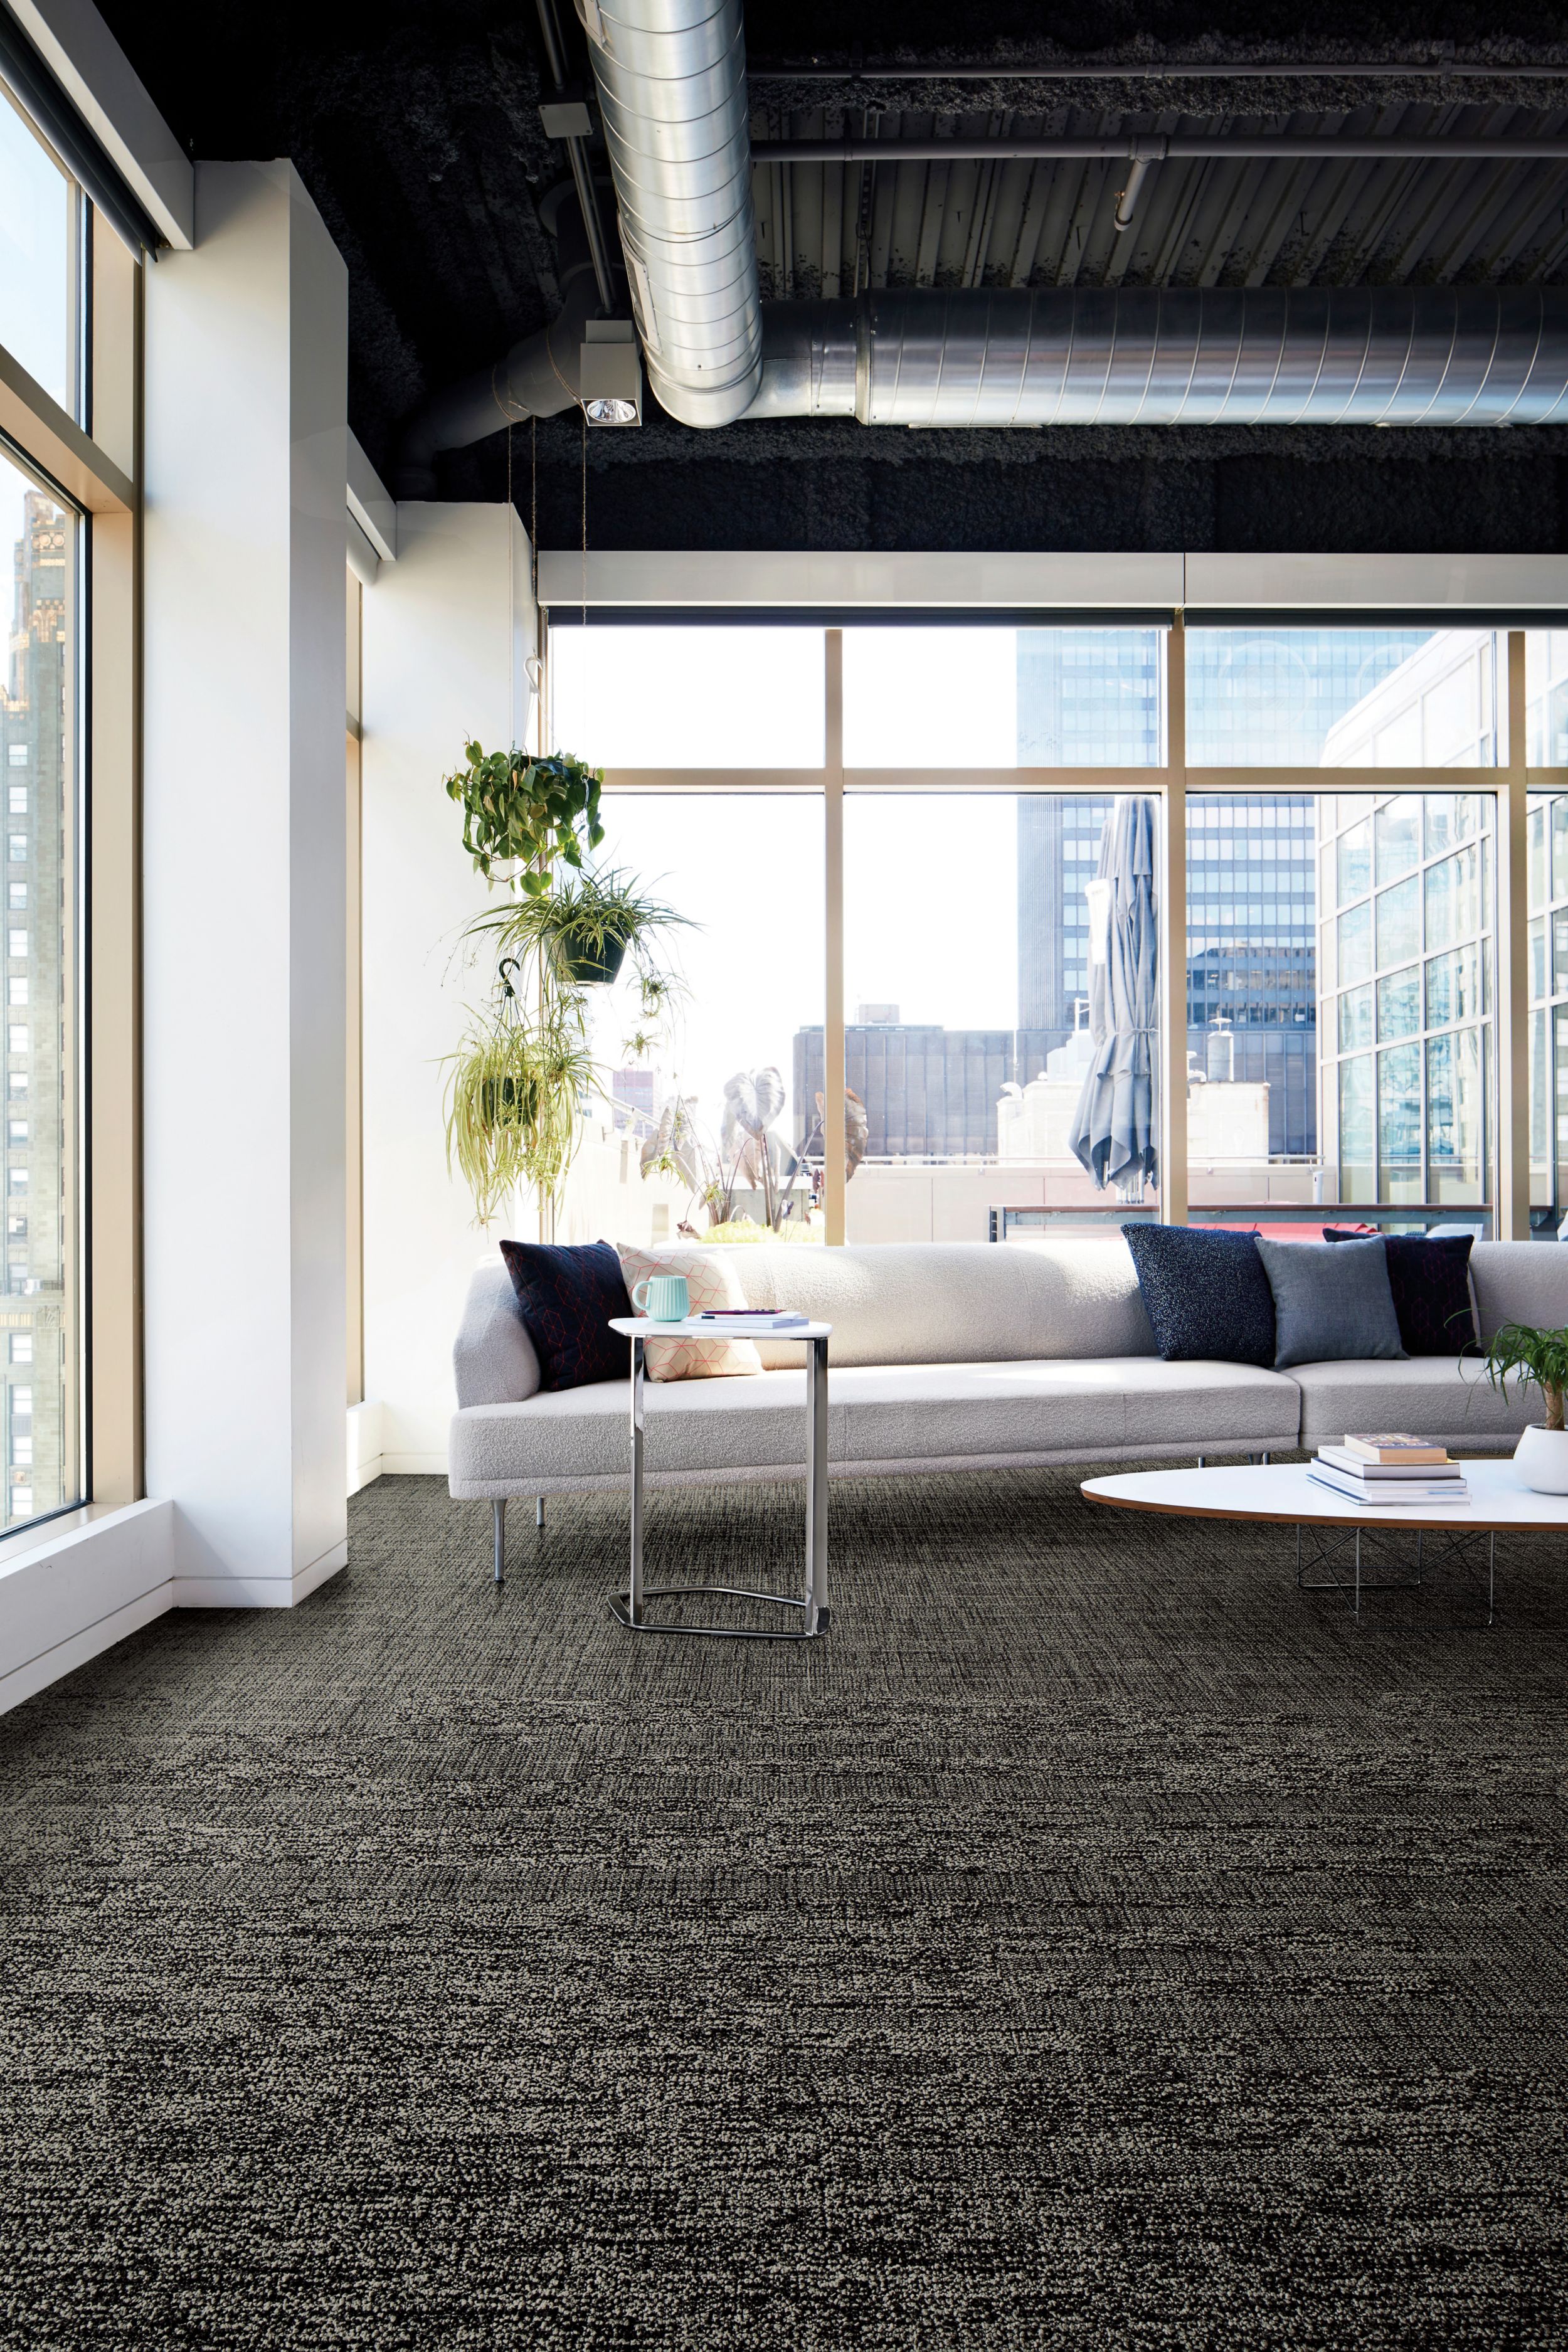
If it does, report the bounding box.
[1068,795,1160,1202]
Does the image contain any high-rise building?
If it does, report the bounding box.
[0,489,71,1530]
[793,1019,1011,1160]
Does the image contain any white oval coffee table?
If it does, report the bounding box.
[1082,1458,1568,1622]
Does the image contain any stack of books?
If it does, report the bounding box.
[693,1308,810,1333]
[1308,1433,1470,1505]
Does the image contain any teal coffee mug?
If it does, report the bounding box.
[633,1273,689,1323]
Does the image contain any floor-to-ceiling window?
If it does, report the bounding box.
[534,612,1555,1250]
[0,83,136,1525]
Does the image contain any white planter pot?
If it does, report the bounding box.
[1513,1422,1568,1493]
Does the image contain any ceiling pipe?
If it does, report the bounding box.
[753,132,1568,163]
[741,285,1568,428]
[575,0,763,427]
[395,194,613,497]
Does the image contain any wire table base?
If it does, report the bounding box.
[1296,1520,1497,1622]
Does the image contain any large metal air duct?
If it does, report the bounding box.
[744,285,1568,426]
[396,195,611,496]
[576,0,761,427]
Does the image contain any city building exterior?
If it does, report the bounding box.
[0,485,73,1530]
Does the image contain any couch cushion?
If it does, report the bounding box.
[613,1240,762,1381]
[1255,1235,1406,1370]
[835,1357,1300,1461]
[1471,1242,1568,1340]
[721,1238,1157,1369]
[1293,1354,1539,1445]
[450,1370,829,1487]
[452,1258,541,1407]
[1122,1224,1277,1367]
[499,1239,630,1391]
[1323,1228,1477,1353]
[448,1354,1299,1493]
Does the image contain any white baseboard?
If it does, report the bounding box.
[0,1498,176,1717]
[381,1451,448,1476]
[174,1536,349,1610]
[347,1400,384,1494]
[0,1578,174,1715]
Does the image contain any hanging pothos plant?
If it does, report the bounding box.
[443,741,605,888]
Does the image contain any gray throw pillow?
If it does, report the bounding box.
[1253,1235,1407,1371]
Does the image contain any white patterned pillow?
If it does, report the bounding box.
[613,1243,763,1382]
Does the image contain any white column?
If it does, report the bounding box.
[360,502,535,1474]
[142,161,349,1604]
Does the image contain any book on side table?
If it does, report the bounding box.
[1309,1435,1470,1506]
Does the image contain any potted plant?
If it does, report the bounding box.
[443,741,605,887]
[470,866,689,991]
[1478,1320,1568,1491]
[443,975,596,1227]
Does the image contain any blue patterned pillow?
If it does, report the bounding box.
[497,1240,631,1392]
[1322,1228,1476,1355]
[1121,1224,1277,1367]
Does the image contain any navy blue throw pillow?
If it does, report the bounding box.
[498,1239,631,1392]
[1322,1228,1476,1356]
[1121,1224,1276,1368]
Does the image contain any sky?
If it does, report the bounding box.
[0,92,70,412]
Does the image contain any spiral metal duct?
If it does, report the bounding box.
[744,285,1568,427]
[576,0,761,427]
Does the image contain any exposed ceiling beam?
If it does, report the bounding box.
[755,135,1568,165]
[750,59,1568,85]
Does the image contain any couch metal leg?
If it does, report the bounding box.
[536,1495,545,1530]
[493,1498,506,1585]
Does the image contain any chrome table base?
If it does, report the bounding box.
[1296,1521,1497,1623]
[610,1332,830,1641]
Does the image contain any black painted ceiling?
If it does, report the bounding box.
[93,3,1568,553]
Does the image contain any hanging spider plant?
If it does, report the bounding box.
[443,972,597,1226]
[466,866,690,994]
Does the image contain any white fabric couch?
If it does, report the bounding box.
[447,1239,1566,1505]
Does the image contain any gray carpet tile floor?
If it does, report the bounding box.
[3,1467,1568,2348]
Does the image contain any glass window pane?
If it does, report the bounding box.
[556,795,824,1246]
[1187,628,1499,767]
[1529,798,1548,911]
[1375,795,1421,882]
[841,792,1162,1238]
[1337,819,1372,906]
[0,449,78,1529]
[1378,1044,1423,1203]
[0,93,72,412]
[1424,793,1482,860]
[1527,633,1568,768]
[1377,967,1419,1041]
[1340,1055,1374,1199]
[1424,845,1479,956]
[841,627,1163,769]
[1532,916,1549,1002]
[1338,901,1371,987]
[1428,1028,1484,1204]
[1557,1007,1568,1222]
[1554,798,1568,905]
[1426,945,1481,1029]
[1339,983,1373,1051]
[1377,875,1420,969]
[1554,910,1568,999]
[549,627,825,767]
[1532,1005,1550,1206]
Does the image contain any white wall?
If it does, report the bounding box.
[361,502,535,1474]
[142,161,349,1604]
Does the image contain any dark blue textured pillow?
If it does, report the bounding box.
[1322,1228,1476,1355]
[498,1239,631,1392]
[1121,1224,1277,1367]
